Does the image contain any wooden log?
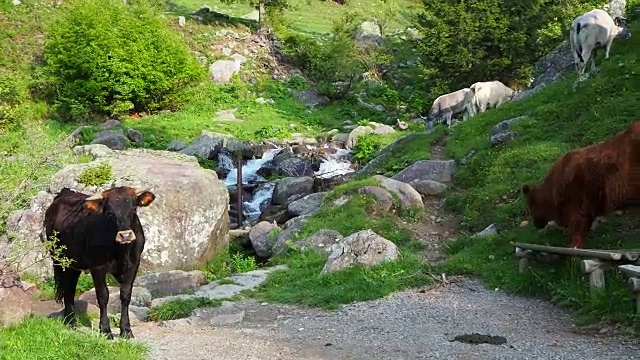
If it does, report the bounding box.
[511,242,623,261]
[518,258,530,274]
[581,259,607,274]
[589,269,606,291]
[628,277,640,292]
[619,265,640,278]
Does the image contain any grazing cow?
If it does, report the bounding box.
[569,8,631,75]
[469,80,515,114]
[426,88,476,129]
[44,186,156,339]
[522,122,640,249]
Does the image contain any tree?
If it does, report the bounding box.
[415,0,602,98]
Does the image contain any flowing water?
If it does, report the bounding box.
[220,145,354,224]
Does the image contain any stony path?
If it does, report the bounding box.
[132,279,640,360]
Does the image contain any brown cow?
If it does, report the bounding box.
[522,121,640,248]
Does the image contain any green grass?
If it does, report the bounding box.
[436,18,640,326]
[202,243,259,281]
[147,297,224,321]
[0,317,147,360]
[173,0,422,35]
[259,186,432,308]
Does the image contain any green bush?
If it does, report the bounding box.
[416,0,601,97]
[37,0,205,121]
[352,133,385,164]
[77,163,113,187]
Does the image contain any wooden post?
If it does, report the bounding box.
[581,259,606,291]
[236,152,243,227]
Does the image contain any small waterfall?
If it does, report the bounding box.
[217,152,235,172]
[243,182,275,221]
[314,147,354,179]
[223,148,282,186]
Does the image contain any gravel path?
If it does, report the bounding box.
[132,279,639,360]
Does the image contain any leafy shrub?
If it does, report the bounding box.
[0,71,30,132]
[77,163,113,186]
[37,0,205,121]
[416,0,602,97]
[352,133,385,164]
[254,124,291,139]
[203,246,258,281]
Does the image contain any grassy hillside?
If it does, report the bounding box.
[433,19,640,326]
[173,0,421,35]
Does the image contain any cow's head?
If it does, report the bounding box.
[85,186,156,244]
[521,184,549,229]
[614,16,631,40]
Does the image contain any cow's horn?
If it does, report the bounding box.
[85,192,104,201]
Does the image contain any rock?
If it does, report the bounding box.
[230,53,247,71]
[129,305,149,322]
[355,20,383,46]
[91,129,128,150]
[79,286,151,314]
[358,186,393,213]
[126,128,143,144]
[288,229,344,254]
[178,16,186,27]
[271,177,314,205]
[373,175,424,209]
[45,149,230,271]
[0,274,32,327]
[293,89,330,107]
[409,179,447,196]
[287,192,326,217]
[271,215,312,254]
[134,270,207,298]
[258,204,290,224]
[331,133,350,145]
[191,307,246,326]
[214,108,242,122]
[490,131,520,146]
[167,140,187,152]
[4,191,55,277]
[321,230,398,274]
[242,9,260,21]
[258,149,316,178]
[370,122,395,135]
[101,119,121,129]
[472,224,499,238]
[392,160,457,183]
[248,221,279,258]
[489,115,529,136]
[12,0,21,5]
[520,220,529,227]
[179,131,234,160]
[209,60,239,84]
[345,125,374,149]
[73,144,112,158]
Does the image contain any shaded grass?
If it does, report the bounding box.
[0,317,147,360]
[147,297,224,321]
[437,19,640,326]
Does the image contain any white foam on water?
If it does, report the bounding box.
[223,148,282,186]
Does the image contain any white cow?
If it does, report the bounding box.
[569,8,631,75]
[469,80,515,114]
[427,88,475,129]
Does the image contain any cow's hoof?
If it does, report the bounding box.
[120,330,134,339]
[103,332,114,340]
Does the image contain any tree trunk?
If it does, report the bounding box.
[258,1,265,30]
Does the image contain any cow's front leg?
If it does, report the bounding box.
[117,267,139,339]
[91,270,114,339]
[61,267,81,327]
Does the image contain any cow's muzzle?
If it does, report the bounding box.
[116,230,137,244]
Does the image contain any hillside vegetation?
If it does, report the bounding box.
[1,0,639,349]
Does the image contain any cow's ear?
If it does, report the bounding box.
[85,193,104,213]
[522,185,531,195]
[614,16,621,26]
[136,191,156,207]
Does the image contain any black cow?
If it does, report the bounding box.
[43,186,156,339]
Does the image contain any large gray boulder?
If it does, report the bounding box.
[372,175,424,209]
[4,145,230,276]
[321,229,397,274]
[355,20,383,46]
[392,160,457,184]
[287,192,326,217]
[179,131,235,160]
[271,177,314,205]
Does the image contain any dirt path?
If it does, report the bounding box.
[132,279,639,360]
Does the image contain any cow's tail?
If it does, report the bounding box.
[574,23,585,62]
[53,264,64,303]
